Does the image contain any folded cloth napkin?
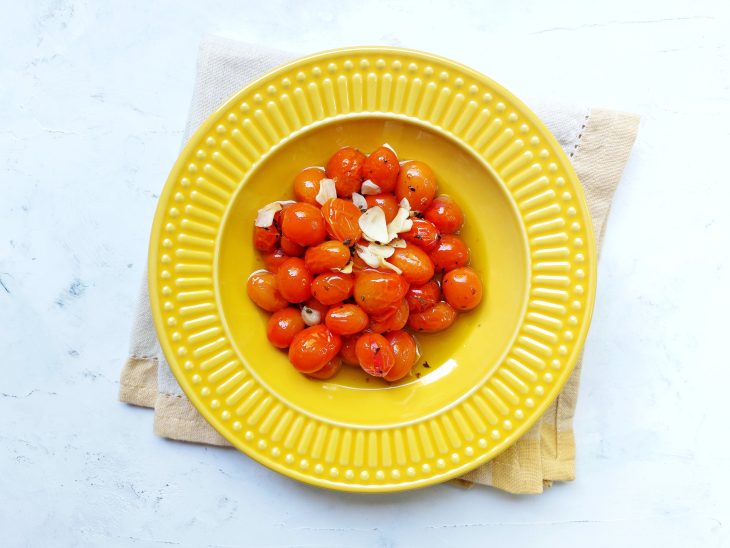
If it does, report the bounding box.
[119,35,640,494]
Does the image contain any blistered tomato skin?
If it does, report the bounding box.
[262,248,290,273]
[307,356,342,379]
[275,257,312,303]
[288,325,342,373]
[325,147,366,198]
[389,244,435,285]
[267,307,306,348]
[429,234,470,273]
[395,161,437,211]
[424,195,464,234]
[304,240,351,273]
[253,225,280,252]
[408,302,457,333]
[362,146,400,192]
[281,203,327,247]
[293,167,326,206]
[401,218,441,252]
[325,304,369,336]
[311,272,354,305]
[247,271,288,312]
[353,270,407,315]
[364,193,399,223]
[405,280,441,313]
[384,330,418,382]
[321,198,362,243]
[370,299,409,333]
[356,333,396,377]
[442,267,483,311]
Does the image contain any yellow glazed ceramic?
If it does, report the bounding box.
[149,47,596,492]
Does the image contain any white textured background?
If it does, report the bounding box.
[1,1,729,546]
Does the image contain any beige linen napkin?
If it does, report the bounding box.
[120,36,639,494]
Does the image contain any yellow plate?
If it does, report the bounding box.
[149,47,596,492]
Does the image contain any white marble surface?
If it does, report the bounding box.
[2,1,730,546]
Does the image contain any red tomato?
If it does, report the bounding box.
[364,193,399,223]
[280,203,327,247]
[288,325,342,373]
[253,224,280,253]
[370,299,409,333]
[356,332,396,377]
[262,248,290,273]
[442,267,483,311]
[362,146,400,192]
[307,356,342,379]
[340,335,360,366]
[280,235,305,257]
[247,271,288,312]
[325,147,365,197]
[325,304,369,336]
[395,161,437,211]
[275,257,312,303]
[388,244,435,285]
[311,272,354,305]
[405,280,441,313]
[321,198,362,244]
[429,235,470,273]
[293,167,326,206]
[408,302,457,333]
[384,331,418,382]
[353,270,407,315]
[401,218,441,252]
[304,241,351,274]
[267,307,305,348]
[424,195,464,234]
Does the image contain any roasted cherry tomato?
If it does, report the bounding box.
[408,302,457,333]
[321,198,362,244]
[395,161,437,211]
[304,240,351,274]
[389,244,435,285]
[253,224,280,253]
[442,266,483,311]
[293,167,326,206]
[262,248,290,273]
[247,271,288,312]
[288,325,342,373]
[280,235,305,257]
[325,147,366,198]
[267,307,306,348]
[311,272,354,305]
[384,330,418,382]
[353,270,407,315]
[362,146,400,192]
[401,218,441,252]
[364,193,399,223]
[280,203,327,247]
[370,299,409,333]
[429,234,470,273]
[302,297,328,322]
[307,356,342,379]
[325,304,369,336]
[355,332,396,377]
[424,195,463,234]
[275,257,312,303]
[405,280,441,313]
[339,335,360,366]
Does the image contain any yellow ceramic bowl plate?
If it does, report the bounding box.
[149,47,596,492]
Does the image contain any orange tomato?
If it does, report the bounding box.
[262,248,290,273]
[388,244,435,285]
[339,335,360,366]
[408,302,457,333]
[293,167,326,206]
[364,193,399,223]
[395,161,437,211]
[266,307,305,348]
[370,299,409,333]
[405,280,441,313]
[353,270,407,315]
[275,257,312,303]
[303,297,329,318]
[253,224,280,252]
[321,198,362,244]
[325,146,365,197]
[442,267,483,311]
[280,203,327,247]
[307,356,342,379]
[247,271,288,312]
[429,234,470,273]
[325,304,369,336]
[304,240,351,274]
[311,272,354,305]
[288,325,342,373]
[280,235,305,257]
[355,332,396,377]
[384,330,418,382]
[424,195,463,234]
[362,146,400,192]
[401,218,441,252]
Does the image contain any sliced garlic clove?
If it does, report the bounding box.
[301,305,321,326]
[351,192,368,212]
[360,180,382,195]
[358,206,389,244]
[386,207,413,240]
[356,244,381,268]
[379,257,403,274]
[315,178,337,206]
[334,261,354,274]
[390,238,407,248]
[255,200,296,227]
[399,197,411,211]
[367,243,395,259]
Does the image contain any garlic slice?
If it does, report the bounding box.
[390,238,407,249]
[379,258,403,275]
[358,206,389,243]
[255,200,296,227]
[360,180,382,195]
[399,197,411,211]
[387,207,414,240]
[351,192,368,212]
[355,244,381,269]
[301,305,321,326]
[334,261,353,274]
[315,178,337,206]
[367,243,395,259]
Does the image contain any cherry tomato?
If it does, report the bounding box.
[408,302,457,333]
[370,299,409,333]
[280,235,305,257]
[405,280,441,313]
[267,307,305,348]
[311,272,354,305]
[401,218,441,252]
[362,146,400,192]
[384,331,418,382]
[356,332,396,377]
[276,257,312,303]
[280,203,326,247]
[389,244,435,285]
[293,167,326,206]
[325,147,365,198]
[395,161,437,211]
[353,270,406,315]
[340,336,360,366]
[302,297,328,325]
[442,267,483,311]
[307,356,342,380]
[429,234,470,273]
[424,195,463,234]
[247,271,288,312]
[262,248,290,273]
[325,304,369,336]
[304,241,351,274]
[364,193,399,223]
[321,198,362,244]
[288,325,342,373]
[253,224,280,252]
